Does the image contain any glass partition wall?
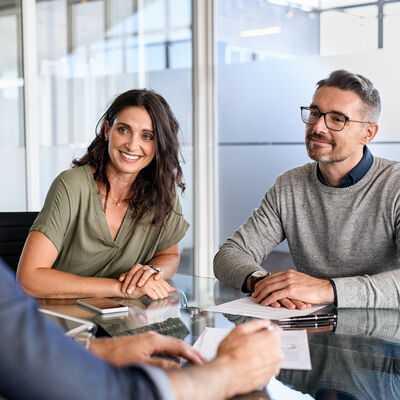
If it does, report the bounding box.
[215,0,400,257]
[1,0,194,274]
[0,1,26,210]
[35,0,193,200]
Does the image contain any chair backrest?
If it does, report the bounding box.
[0,212,39,272]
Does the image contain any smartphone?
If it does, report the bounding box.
[77,298,129,314]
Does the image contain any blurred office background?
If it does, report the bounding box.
[1,0,400,277]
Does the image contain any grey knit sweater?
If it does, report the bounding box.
[214,157,400,308]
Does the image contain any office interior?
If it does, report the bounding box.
[2,0,400,279]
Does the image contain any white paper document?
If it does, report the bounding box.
[193,327,312,370]
[205,296,327,320]
[266,377,314,399]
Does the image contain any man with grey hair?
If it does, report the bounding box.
[214,69,400,309]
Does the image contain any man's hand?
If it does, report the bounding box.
[268,298,312,310]
[215,319,283,398]
[252,269,334,309]
[89,331,206,368]
[167,320,283,400]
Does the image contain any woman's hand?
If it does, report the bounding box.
[124,274,174,300]
[119,263,163,294]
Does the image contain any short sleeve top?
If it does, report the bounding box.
[30,164,189,279]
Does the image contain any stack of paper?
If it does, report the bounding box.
[205,296,326,320]
[193,327,312,370]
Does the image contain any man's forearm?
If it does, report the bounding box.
[167,357,234,400]
[334,269,400,308]
[214,244,261,290]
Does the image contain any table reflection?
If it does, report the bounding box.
[89,292,189,340]
[278,309,400,400]
[38,274,400,400]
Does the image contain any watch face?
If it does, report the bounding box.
[252,271,268,279]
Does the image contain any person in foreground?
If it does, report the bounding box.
[214,69,400,309]
[0,260,283,400]
[17,89,189,299]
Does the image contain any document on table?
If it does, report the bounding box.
[266,377,314,399]
[205,296,327,320]
[193,327,312,370]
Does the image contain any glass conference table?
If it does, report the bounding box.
[38,273,400,400]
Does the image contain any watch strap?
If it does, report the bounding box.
[248,271,270,292]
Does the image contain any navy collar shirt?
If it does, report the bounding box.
[317,145,373,188]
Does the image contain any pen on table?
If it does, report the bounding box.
[279,320,336,329]
[278,313,337,323]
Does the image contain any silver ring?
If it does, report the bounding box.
[148,264,161,273]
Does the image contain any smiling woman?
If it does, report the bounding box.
[104,106,157,195]
[17,89,189,300]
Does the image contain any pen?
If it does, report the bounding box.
[278,313,337,323]
[279,321,336,329]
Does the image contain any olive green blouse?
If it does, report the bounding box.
[30,164,189,278]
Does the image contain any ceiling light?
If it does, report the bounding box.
[268,0,288,6]
[240,26,282,38]
[285,8,294,18]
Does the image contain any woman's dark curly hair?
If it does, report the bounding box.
[73,89,185,225]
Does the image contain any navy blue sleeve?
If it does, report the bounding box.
[329,278,338,306]
[0,259,167,400]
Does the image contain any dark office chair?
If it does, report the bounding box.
[0,212,39,272]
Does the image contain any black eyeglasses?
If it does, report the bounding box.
[300,106,374,132]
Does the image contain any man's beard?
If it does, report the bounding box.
[305,133,345,164]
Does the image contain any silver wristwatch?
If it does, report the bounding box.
[248,270,270,292]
